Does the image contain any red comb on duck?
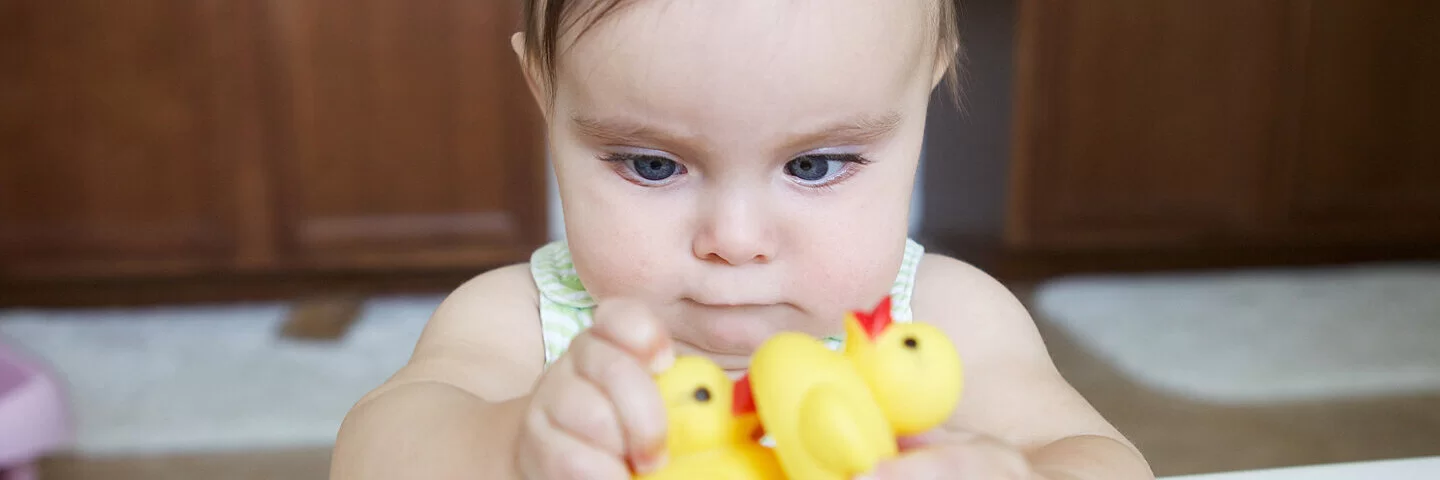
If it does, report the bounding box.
[853,296,894,340]
[732,373,756,416]
[731,373,766,441]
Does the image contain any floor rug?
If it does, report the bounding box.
[1032,263,1440,405]
[0,296,442,455]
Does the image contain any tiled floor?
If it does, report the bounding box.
[32,287,1440,479]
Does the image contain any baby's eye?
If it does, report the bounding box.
[631,156,679,181]
[601,153,687,186]
[784,154,869,187]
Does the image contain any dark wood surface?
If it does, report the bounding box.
[0,269,476,308]
[1008,0,1293,250]
[0,0,545,299]
[0,0,239,278]
[1282,0,1440,243]
[266,0,544,268]
[1004,0,1440,267]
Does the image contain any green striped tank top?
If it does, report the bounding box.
[529,238,926,366]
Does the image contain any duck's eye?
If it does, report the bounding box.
[903,337,918,349]
[694,387,711,402]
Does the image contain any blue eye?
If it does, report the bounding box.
[600,152,687,186]
[785,154,869,186]
[631,156,678,181]
[785,156,831,181]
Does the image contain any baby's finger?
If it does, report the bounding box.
[867,433,1030,480]
[518,407,631,480]
[570,333,669,473]
[896,429,977,451]
[590,299,674,373]
[541,362,626,456]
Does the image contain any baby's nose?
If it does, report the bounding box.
[692,198,775,265]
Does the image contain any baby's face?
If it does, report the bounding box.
[539,0,941,369]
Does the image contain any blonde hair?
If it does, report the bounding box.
[520,0,964,107]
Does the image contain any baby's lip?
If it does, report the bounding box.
[683,297,781,308]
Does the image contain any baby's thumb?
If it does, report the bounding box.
[856,448,952,480]
[591,298,674,372]
[864,433,1030,480]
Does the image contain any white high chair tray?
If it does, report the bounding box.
[1162,456,1440,480]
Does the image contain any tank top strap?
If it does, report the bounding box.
[889,237,926,322]
[530,241,595,366]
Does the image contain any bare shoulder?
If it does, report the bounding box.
[910,254,1134,451]
[365,263,544,404]
[910,253,1044,361]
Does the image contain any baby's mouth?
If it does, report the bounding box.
[683,297,780,308]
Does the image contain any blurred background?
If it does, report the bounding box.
[2,0,1437,478]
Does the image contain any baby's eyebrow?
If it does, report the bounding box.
[569,110,904,149]
[570,114,693,146]
[793,111,904,148]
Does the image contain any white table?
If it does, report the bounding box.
[1162,456,1440,480]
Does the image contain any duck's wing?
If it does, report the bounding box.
[795,383,888,476]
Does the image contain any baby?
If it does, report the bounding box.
[333,0,1154,479]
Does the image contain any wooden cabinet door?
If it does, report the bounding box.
[1283,0,1440,244]
[266,0,545,270]
[1008,0,1297,250]
[0,0,250,278]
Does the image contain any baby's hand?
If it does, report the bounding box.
[514,299,675,480]
[858,430,1034,480]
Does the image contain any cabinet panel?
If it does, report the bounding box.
[267,0,544,267]
[0,0,234,276]
[1286,0,1440,241]
[1010,0,1294,249]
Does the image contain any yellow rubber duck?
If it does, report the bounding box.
[635,355,784,480]
[740,296,964,480]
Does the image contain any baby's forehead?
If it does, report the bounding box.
[555,0,936,136]
[563,0,934,64]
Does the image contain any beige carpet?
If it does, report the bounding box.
[1032,262,1440,405]
[0,296,442,456]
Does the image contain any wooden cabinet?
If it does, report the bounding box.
[0,0,239,277]
[267,0,543,270]
[1008,0,1292,249]
[1284,0,1440,241]
[1003,0,1440,264]
[0,0,545,296]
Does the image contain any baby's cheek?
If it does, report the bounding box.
[783,203,908,307]
[566,223,681,303]
[793,241,901,315]
[581,254,666,300]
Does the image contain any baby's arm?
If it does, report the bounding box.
[901,255,1155,480]
[330,264,545,479]
[331,264,673,480]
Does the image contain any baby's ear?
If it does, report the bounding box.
[510,32,525,60]
[511,32,549,119]
[931,42,963,109]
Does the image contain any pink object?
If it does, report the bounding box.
[0,343,70,480]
